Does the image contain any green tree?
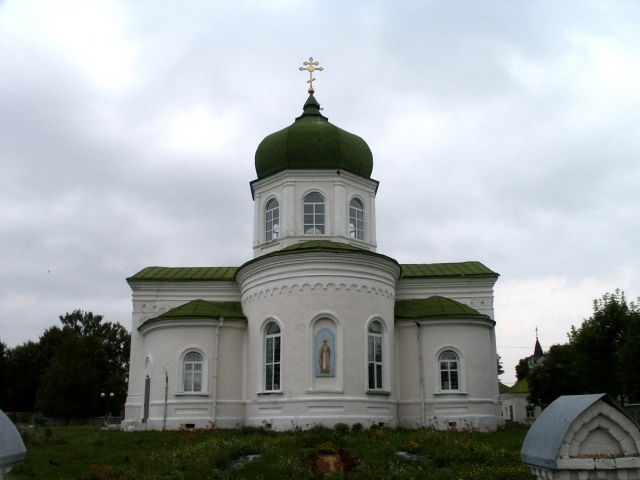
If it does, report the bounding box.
[496,354,504,376]
[618,305,640,402]
[528,343,583,406]
[34,310,131,418]
[1,341,45,412]
[0,341,6,408]
[36,331,106,417]
[528,290,640,406]
[568,291,631,402]
[515,358,530,382]
[1,310,130,417]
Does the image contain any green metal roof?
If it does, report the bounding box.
[254,95,373,180]
[395,295,490,320]
[128,250,496,283]
[400,262,498,278]
[238,240,400,273]
[508,378,530,394]
[499,382,511,394]
[138,299,245,330]
[281,239,369,254]
[127,266,238,283]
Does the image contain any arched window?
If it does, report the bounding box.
[368,321,383,390]
[183,352,203,392]
[303,192,325,234]
[265,198,280,241]
[349,198,364,240]
[264,322,281,391]
[439,350,459,391]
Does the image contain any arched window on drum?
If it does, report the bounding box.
[303,192,325,234]
[349,198,364,240]
[265,198,280,241]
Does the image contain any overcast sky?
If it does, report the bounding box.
[1,0,638,385]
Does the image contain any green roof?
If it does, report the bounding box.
[395,296,490,320]
[238,240,400,273]
[254,95,373,180]
[499,382,511,394]
[128,249,497,284]
[139,300,245,330]
[281,240,369,254]
[400,262,498,278]
[508,378,530,394]
[127,266,237,283]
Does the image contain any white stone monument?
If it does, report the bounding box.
[521,394,640,480]
[0,409,26,479]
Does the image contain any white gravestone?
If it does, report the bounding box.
[521,394,640,480]
[0,409,26,479]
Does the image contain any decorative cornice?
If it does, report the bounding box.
[395,317,496,328]
[241,280,395,305]
[250,169,379,199]
[237,252,400,286]
[139,317,247,335]
[139,317,221,335]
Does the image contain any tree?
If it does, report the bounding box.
[568,291,631,402]
[528,290,640,406]
[515,358,530,382]
[496,354,504,376]
[0,341,6,407]
[1,341,45,412]
[528,343,583,406]
[35,310,131,418]
[0,310,130,417]
[36,331,106,417]
[618,304,640,402]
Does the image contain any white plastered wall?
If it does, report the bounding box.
[251,170,379,256]
[237,251,399,429]
[395,275,502,431]
[122,281,244,430]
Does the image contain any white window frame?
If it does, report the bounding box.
[183,351,204,393]
[367,321,384,390]
[264,322,281,392]
[303,191,325,235]
[349,197,365,240]
[265,198,280,241]
[438,350,460,391]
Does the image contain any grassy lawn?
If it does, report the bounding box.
[9,424,535,480]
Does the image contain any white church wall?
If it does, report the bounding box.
[251,170,379,256]
[396,277,496,319]
[123,282,243,430]
[396,318,500,431]
[214,323,246,428]
[124,321,247,430]
[237,252,400,429]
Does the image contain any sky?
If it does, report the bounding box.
[1,0,639,386]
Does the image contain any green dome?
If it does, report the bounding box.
[255,95,373,180]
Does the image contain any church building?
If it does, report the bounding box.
[122,59,503,431]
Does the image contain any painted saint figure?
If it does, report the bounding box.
[319,338,331,374]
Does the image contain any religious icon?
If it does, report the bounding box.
[314,328,335,377]
[319,338,331,374]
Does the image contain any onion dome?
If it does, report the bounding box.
[254,95,373,180]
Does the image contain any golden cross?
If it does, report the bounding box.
[299,57,323,94]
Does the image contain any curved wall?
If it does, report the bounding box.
[237,251,400,429]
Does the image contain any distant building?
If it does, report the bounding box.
[527,336,545,369]
[501,334,545,424]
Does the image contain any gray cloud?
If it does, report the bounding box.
[1,0,638,385]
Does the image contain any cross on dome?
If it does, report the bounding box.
[299,57,323,94]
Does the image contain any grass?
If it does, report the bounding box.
[9,423,535,480]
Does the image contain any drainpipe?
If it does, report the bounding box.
[416,321,426,427]
[162,371,168,430]
[212,316,223,424]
